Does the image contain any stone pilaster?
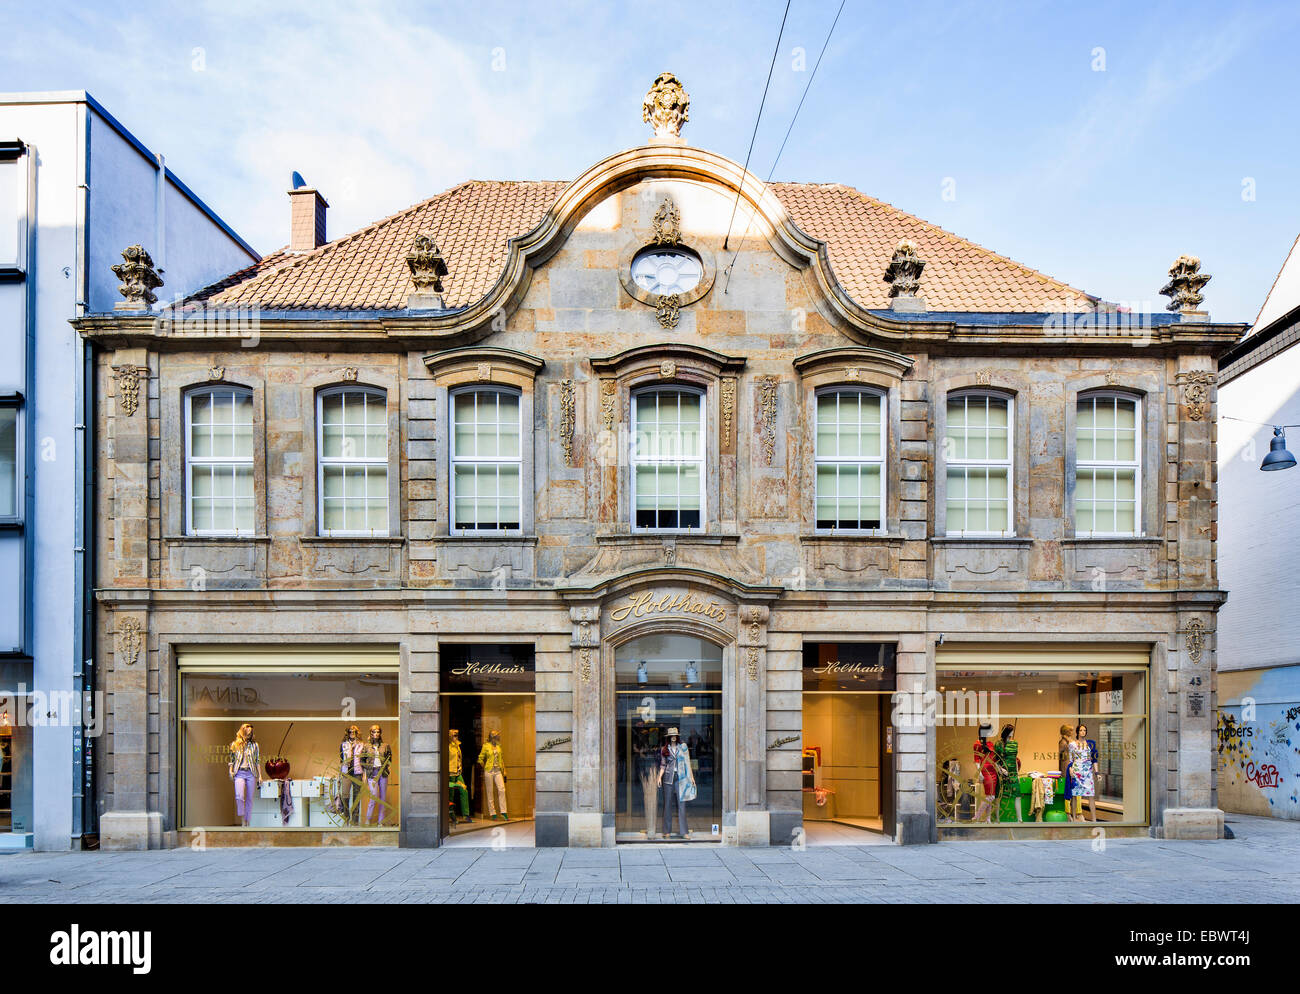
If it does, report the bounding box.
[99,610,162,849]
[735,604,769,845]
[1163,614,1224,838]
[567,605,608,846]
[109,348,152,584]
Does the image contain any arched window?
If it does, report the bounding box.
[317,386,388,536]
[1075,392,1140,536]
[185,386,254,535]
[450,387,522,533]
[945,392,1012,536]
[814,387,885,530]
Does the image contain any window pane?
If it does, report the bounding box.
[1076,399,1095,429]
[679,465,700,510]
[987,428,1008,461]
[323,465,345,499]
[366,466,387,498]
[0,407,15,517]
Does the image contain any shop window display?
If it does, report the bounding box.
[180,668,399,830]
[615,634,722,840]
[934,668,1147,827]
[440,644,535,837]
[0,701,32,835]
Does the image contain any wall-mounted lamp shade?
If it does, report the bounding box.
[1261,427,1297,472]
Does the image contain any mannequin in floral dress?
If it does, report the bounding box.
[1069,723,1098,822]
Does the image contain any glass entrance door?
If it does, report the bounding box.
[615,634,722,841]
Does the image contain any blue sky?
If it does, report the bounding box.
[3,0,1297,322]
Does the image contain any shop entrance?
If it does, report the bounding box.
[614,634,723,842]
[801,642,896,841]
[440,643,535,844]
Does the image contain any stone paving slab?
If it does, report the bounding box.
[3,815,1298,904]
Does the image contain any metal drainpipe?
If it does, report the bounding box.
[72,100,95,845]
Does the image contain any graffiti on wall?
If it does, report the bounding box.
[1216,668,1300,820]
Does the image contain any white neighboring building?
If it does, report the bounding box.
[0,91,257,850]
[1216,236,1300,821]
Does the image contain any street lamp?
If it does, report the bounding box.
[1261,427,1297,472]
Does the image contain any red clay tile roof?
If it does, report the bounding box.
[190,178,1096,313]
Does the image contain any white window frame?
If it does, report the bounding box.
[316,385,389,537]
[0,396,22,525]
[813,387,886,533]
[1074,391,1142,538]
[449,386,524,536]
[184,386,255,537]
[631,385,707,534]
[944,391,1014,538]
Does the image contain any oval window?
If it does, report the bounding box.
[630,247,703,296]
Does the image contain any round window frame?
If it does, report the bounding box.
[619,242,716,310]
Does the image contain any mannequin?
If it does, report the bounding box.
[972,726,999,822]
[363,724,393,827]
[657,727,696,839]
[994,723,1022,822]
[228,723,261,827]
[1071,723,1099,822]
[339,725,364,826]
[478,729,508,821]
[447,729,471,826]
[1058,724,1075,820]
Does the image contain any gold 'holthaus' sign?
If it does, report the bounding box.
[609,589,728,625]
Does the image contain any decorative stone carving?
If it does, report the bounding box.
[559,378,575,466]
[883,239,925,298]
[1160,255,1210,313]
[758,376,778,466]
[112,365,146,418]
[974,368,993,386]
[209,366,225,382]
[651,196,682,246]
[116,616,143,666]
[111,245,163,309]
[340,366,359,382]
[1185,618,1205,665]
[600,379,617,431]
[659,360,677,379]
[578,619,594,682]
[1104,370,1118,386]
[721,378,736,445]
[656,293,681,330]
[1180,370,1215,421]
[844,367,860,381]
[745,607,763,682]
[477,363,492,382]
[642,72,690,138]
[405,233,449,293]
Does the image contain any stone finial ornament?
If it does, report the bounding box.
[883,239,926,298]
[406,233,449,293]
[642,72,690,139]
[1159,254,1210,313]
[112,245,163,309]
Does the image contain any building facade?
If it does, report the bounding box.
[77,77,1242,849]
[1215,235,1300,821]
[0,91,257,850]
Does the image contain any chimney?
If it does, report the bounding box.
[288,171,328,251]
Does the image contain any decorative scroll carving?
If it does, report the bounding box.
[209,366,225,382]
[111,245,163,308]
[746,607,762,682]
[1185,618,1206,665]
[340,366,359,382]
[651,196,682,246]
[405,233,449,292]
[642,71,690,138]
[1181,370,1215,421]
[112,365,145,417]
[578,619,594,682]
[974,368,992,386]
[117,616,143,666]
[883,239,925,298]
[477,363,492,382]
[844,367,860,381]
[600,380,617,431]
[1160,254,1210,312]
[559,378,575,466]
[659,359,677,379]
[758,376,778,466]
[720,378,736,444]
[656,293,681,330]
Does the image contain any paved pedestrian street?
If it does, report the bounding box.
[4,815,1297,904]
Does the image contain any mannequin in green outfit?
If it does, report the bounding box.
[994,723,1022,822]
[447,729,472,826]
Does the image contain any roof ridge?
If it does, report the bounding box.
[774,181,1098,304]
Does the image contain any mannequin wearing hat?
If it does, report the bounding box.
[478,729,509,821]
[448,729,471,826]
[657,727,696,839]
